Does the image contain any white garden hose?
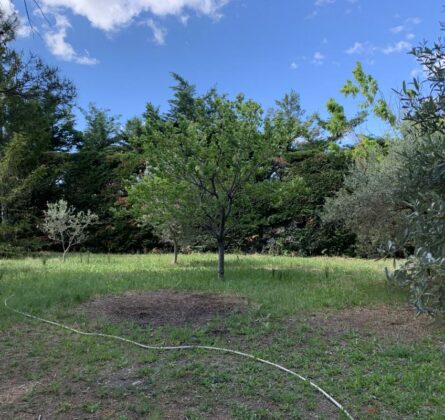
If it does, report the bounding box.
[4,296,354,420]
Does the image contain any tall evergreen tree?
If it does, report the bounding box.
[0,10,76,251]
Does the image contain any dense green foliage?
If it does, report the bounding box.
[0,10,76,254]
[324,20,445,314]
[323,136,400,257]
[0,15,357,259]
[2,7,445,418]
[2,6,445,304]
[386,130,445,314]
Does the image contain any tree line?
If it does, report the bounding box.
[0,10,368,261]
[2,7,445,308]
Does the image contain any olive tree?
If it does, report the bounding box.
[322,137,403,256]
[324,130,445,315]
[385,131,445,315]
[41,199,98,261]
[381,17,445,315]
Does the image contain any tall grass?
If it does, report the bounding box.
[0,253,405,329]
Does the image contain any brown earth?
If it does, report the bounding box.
[79,290,248,327]
[305,305,440,343]
[0,382,39,405]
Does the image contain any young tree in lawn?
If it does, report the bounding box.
[142,79,286,279]
[128,174,193,264]
[41,199,98,261]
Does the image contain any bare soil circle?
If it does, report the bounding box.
[305,305,439,343]
[79,290,248,327]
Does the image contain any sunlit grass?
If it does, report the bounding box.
[0,253,403,327]
[1,253,444,419]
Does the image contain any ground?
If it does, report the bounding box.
[0,254,444,419]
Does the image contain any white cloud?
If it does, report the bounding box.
[290,61,298,70]
[314,0,335,6]
[389,16,421,37]
[406,33,415,40]
[390,25,404,34]
[345,42,363,54]
[4,0,230,64]
[180,15,190,25]
[306,0,335,18]
[44,14,99,65]
[405,17,421,25]
[305,10,318,19]
[312,51,325,64]
[346,40,411,56]
[40,0,229,31]
[0,0,32,37]
[382,40,411,55]
[345,41,376,55]
[144,19,167,45]
[16,17,32,38]
[0,0,15,16]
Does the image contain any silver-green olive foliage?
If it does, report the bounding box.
[41,200,98,261]
[325,28,445,314]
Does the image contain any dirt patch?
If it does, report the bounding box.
[305,305,440,343]
[0,382,38,405]
[79,290,248,327]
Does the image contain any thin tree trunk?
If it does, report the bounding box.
[218,240,225,280]
[173,238,178,264]
[1,201,6,226]
[61,235,67,262]
[217,210,227,280]
[1,199,9,241]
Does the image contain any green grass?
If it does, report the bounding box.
[0,253,401,322]
[0,253,444,419]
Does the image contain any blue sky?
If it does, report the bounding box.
[4,0,444,130]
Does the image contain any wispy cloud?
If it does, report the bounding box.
[306,0,336,19]
[144,19,167,45]
[405,17,421,25]
[0,0,32,37]
[43,14,99,65]
[16,0,231,63]
[389,16,421,37]
[314,0,335,6]
[346,40,411,56]
[312,51,325,65]
[382,40,411,55]
[390,25,404,34]
[39,0,230,32]
[345,41,376,55]
[179,15,190,26]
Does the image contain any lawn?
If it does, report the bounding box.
[0,254,444,419]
